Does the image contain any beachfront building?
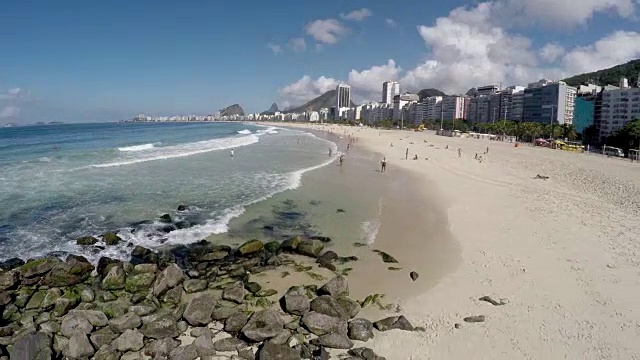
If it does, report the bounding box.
[599,85,640,140]
[361,102,394,124]
[393,93,419,121]
[498,86,525,122]
[522,79,576,125]
[382,81,400,105]
[466,96,490,123]
[336,84,351,109]
[574,97,595,134]
[441,95,467,121]
[345,105,362,122]
[423,96,443,121]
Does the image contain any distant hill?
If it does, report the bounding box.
[418,88,446,101]
[260,103,279,115]
[219,104,245,117]
[563,59,640,87]
[285,90,356,114]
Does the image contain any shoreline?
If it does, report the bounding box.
[258,121,640,359]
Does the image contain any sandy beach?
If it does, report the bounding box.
[265,122,640,359]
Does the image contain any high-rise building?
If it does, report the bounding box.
[599,86,640,140]
[522,80,576,125]
[336,84,351,109]
[393,93,419,121]
[382,81,400,105]
[441,96,467,121]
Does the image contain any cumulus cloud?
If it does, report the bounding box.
[540,43,566,62]
[0,87,26,100]
[0,106,19,118]
[280,1,640,103]
[289,38,307,53]
[305,19,346,44]
[491,0,638,28]
[279,75,341,106]
[340,8,373,21]
[385,18,398,28]
[267,43,282,54]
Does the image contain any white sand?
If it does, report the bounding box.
[265,123,640,360]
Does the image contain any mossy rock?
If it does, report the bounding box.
[76,236,98,246]
[281,236,301,252]
[238,239,264,256]
[256,289,277,297]
[158,214,172,223]
[373,250,398,264]
[264,241,281,254]
[102,232,122,246]
[125,272,156,293]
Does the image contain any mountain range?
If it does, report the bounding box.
[260,103,279,115]
[219,104,245,117]
[562,59,640,87]
[283,90,356,114]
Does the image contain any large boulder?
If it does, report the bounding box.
[64,332,95,359]
[280,236,301,252]
[183,279,207,293]
[348,318,374,341]
[169,344,198,360]
[112,329,144,352]
[42,256,94,287]
[238,239,264,256]
[373,315,414,331]
[337,297,360,319]
[109,312,142,333]
[0,270,18,291]
[144,338,180,359]
[125,272,156,293]
[282,287,310,316]
[152,263,184,297]
[301,311,347,336]
[8,331,53,360]
[90,327,119,349]
[241,310,284,342]
[0,257,25,271]
[296,239,324,257]
[77,236,98,245]
[102,266,126,290]
[61,313,93,337]
[310,295,349,320]
[319,275,349,297]
[193,333,216,357]
[140,312,179,339]
[67,310,109,327]
[222,282,245,304]
[96,257,122,278]
[102,232,122,245]
[213,337,249,351]
[258,342,301,360]
[182,293,216,326]
[93,345,122,360]
[19,257,61,278]
[310,333,354,349]
[224,312,249,334]
[316,251,338,265]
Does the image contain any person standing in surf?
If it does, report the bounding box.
[381,157,387,172]
[230,149,235,157]
[339,155,344,166]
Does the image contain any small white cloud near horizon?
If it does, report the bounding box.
[289,38,307,53]
[540,43,566,62]
[267,43,283,54]
[0,106,20,118]
[305,19,347,44]
[385,18,398,28]
[340,8,373,21]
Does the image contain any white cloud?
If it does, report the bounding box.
[340,8,373,21]
[491,0,638,28]
[8,88,21,96]
[305,19,346,44]
[267,43,282,54]
[540,43,566,62]
[279,75,341,105]
[385,18,397,28]
[280,1,640,102]
[0,106,19,118]
[289,38,307,53]
[561,30,640,74]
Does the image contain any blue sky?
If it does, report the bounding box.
[1,0,640,123]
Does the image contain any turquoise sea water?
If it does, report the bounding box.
[0,122,337,262]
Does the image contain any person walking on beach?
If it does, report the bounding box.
[381,157,387,172]
[329,148,333,157]
[405,148,409,160]
[347,143,351,152]
[486,146,489,154]
[339,155,344,166]
[458,148,462,158]
[230,148,235,157]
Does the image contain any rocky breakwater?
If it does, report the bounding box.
[0,236,419,359]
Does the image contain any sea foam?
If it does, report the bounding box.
[118,143,157,152]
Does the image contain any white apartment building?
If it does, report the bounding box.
[382,81,400,105]
[345,105,362,121]
[393,93,419,121]
[423,96,443,120]
[599,87,640,139]
[336,84,351,109]
[441,96,467,120]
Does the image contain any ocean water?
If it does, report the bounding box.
[0,122,337,262]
